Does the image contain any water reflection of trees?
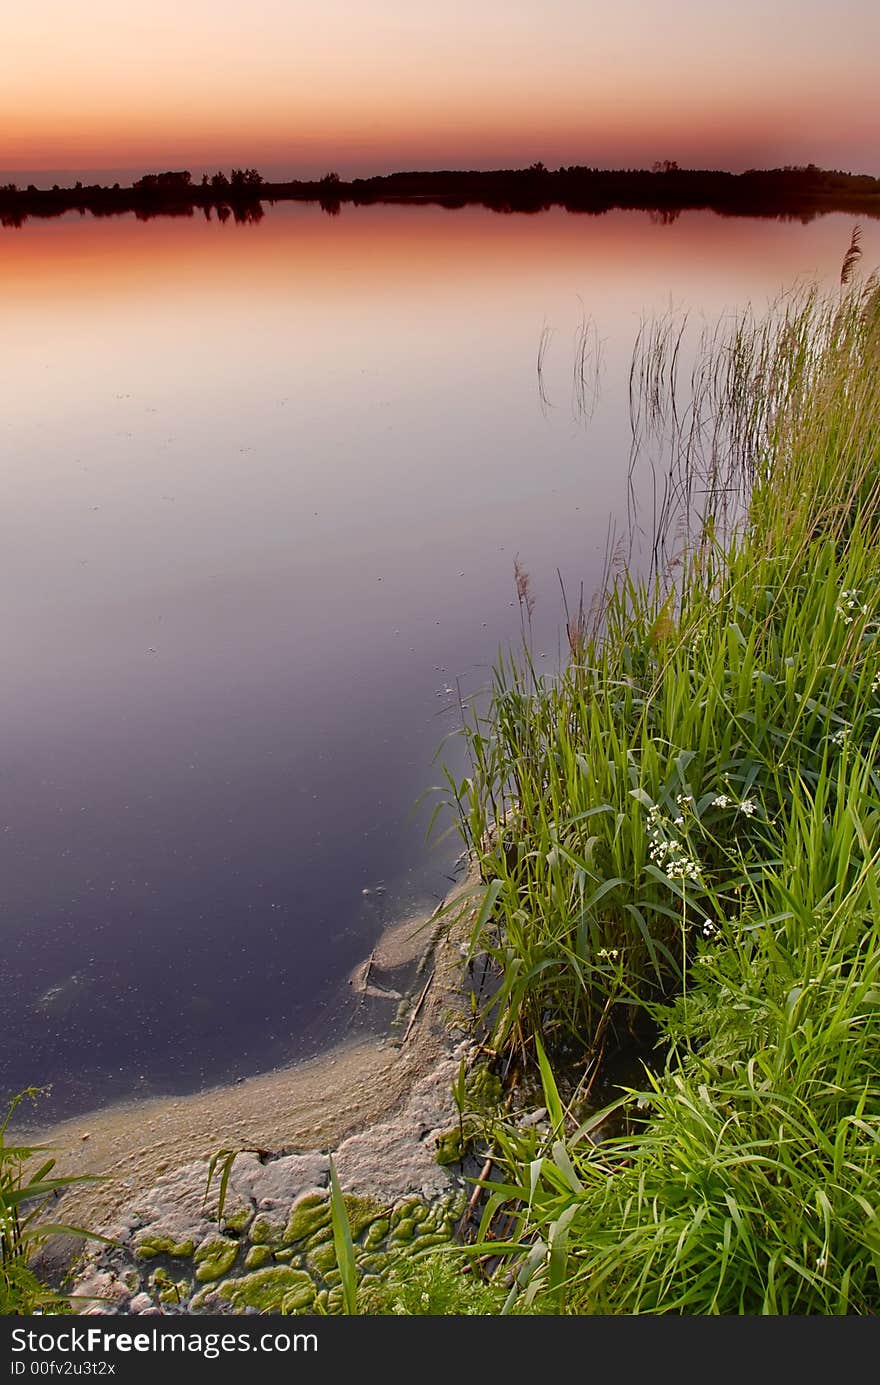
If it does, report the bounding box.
[2,163,879,228]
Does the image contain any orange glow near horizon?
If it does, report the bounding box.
[2,2,879,182]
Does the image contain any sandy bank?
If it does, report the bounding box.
[27,877,480,1238]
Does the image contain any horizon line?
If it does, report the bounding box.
[4,157,880,189]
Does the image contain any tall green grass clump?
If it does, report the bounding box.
[445,270,880,1311]
[482,796,880,1313]
[1,1090,99,1314]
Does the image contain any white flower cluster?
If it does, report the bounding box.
[712,793,757,815]
[837,589,869,625]
[829,725,850,747]
[597,947,620,960]
[873,671,880,693]
[647,803,701,883]
[673,793,694,828]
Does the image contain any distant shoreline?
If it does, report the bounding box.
[3,162,880,226]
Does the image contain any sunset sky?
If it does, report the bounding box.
[3,0,878,184]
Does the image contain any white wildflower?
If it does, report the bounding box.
[712,794,730,808]
[837,589,869,623]
[644,800,700,882]
[665,852,700,882]
[738,799,757,816]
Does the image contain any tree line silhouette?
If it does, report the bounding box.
[2,161,879,228]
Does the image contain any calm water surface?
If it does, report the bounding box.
[3,204,876,1119]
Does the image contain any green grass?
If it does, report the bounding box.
[1,1089,101,1314]
[477,793,880,1313]
[357,1251,509,1315]
[440,271,880,1312]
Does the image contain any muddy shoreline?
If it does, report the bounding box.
[24,876,480,1248]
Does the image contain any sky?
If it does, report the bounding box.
[2,0,878,184]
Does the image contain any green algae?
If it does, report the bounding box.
[135,1235,195,1260]
[466,1065,503,1110]
[306,1240,338,1277]
[149,1267,188,1307]
[302,1226,333,1253]
[128,1180,466,1315]
[411,1231,450,1250]
[218,1267,315,1313]
[361,1218,390,1251]
[248,1215,278,1245]
[390,1198,422,1227]
[194,1236,240,1283]
[281,1283,316,1314]
[432,1065,502,1169]
[282,1193,331,1245]
[434,1126,471,1165]
[390,1217,416,1243]
[244,1245,274,1271]
[343,1194,387,1240]
[222,1206,253,1235]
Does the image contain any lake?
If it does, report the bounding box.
[2,203,876,1120]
